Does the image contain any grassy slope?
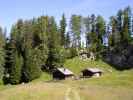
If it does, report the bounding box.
[0,57,133,100]
[64,57,133,87]
[64,57,116,74]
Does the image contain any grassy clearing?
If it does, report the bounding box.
[64,57,133,88]
[0,82,68,100]
[0,80,132,100]
[0,57,133,100]
[64,57,116,74]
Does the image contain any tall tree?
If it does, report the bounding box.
[46,16,64,70]
[84,16,91,47]
[117,10,123,33]
[70,15,82,48]
[21,20,42,82]
[0,27,5,80]
[90,14,96,33]
[109,16,121,47]
[3,39,23,84]
[65,32,71,48]
[22,46,42,82]
[95,15,106,52]
[32,16,48,65]
[59,14,66,46]
[121,6,132,45]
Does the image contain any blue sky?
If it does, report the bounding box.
[0,0,132,35]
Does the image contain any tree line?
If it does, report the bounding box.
[0,6,132,84]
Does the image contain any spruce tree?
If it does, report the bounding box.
[46,17,65,70]
[121,7,131,45]
[32,16,48,65]
[3,39,23,84]
[0,27,5,80]
[59,14,66,46]
[22,47,42,82]
[21,20,42,82]
[95,16,106,54]
[84,16,91,48]
[70,15,82,48]
[65,32,71,48]
[9,51,23,84]
[109,16,121,47]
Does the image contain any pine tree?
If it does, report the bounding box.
[89,14,97,51]
[8,19,44,83]
[22,47,42,82]
[0,27,5,80]
[65,32,71,48]
[84,15,105,58]
[70,15,82,48]
[20,20,42,82]
[117,10,123,33]
[89,32,98,56]
[60,14,66,47]
[95,16,106,53]
[32,16,48,64]
[3,39,23,84]
[109,16,121,47]
[9,50,23,84]
[121,6,131,45]
[46,17,65,70]
[90,14,96,33]
[84,16,91,48]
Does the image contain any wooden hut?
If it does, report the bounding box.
[81,68,103,78]
[52,68,74,80]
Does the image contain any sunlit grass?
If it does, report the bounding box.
[0,57,133,100]
[64,57,116,74]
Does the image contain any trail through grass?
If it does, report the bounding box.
[0,57,133,100]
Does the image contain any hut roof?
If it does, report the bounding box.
[83,68,103,73]
[57,68,74,75]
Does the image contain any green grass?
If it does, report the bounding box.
[64,57,116,74]
[0,57,133,100]
[64,57,133,88]
[32,72,52,83]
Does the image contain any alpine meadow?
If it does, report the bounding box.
[0,0,133,100]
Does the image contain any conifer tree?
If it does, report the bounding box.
[32,16,48,65]
[0,27,5,80]
[65,32,71,48]
[46,17,65,69]
[9,50,23,84]
[59,14,66,47]
[95,16,106,53]
[84,16,91,48]
[3,39,23,84]
[22,47,42,82]
[20,20,42,82]
[121,6,131,45]
[70,15,82,48]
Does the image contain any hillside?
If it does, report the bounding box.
[64,57,116,74]
[0,58,133,100]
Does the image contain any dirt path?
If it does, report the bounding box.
[65,87,71,100]
[65,87,80,100]
[73,89,80,100]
